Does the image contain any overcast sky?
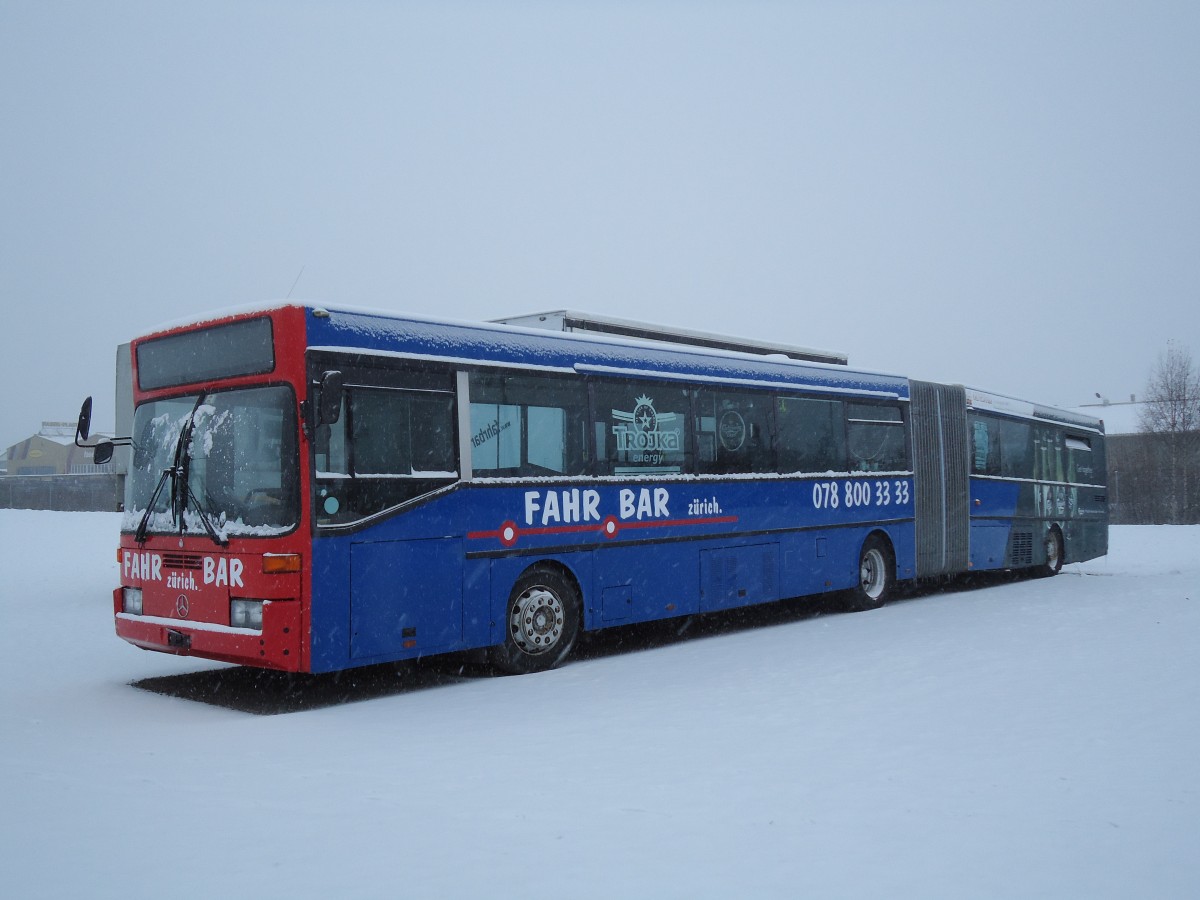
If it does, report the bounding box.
[2,1,1198,449]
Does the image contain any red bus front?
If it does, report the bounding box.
[111,306,313,671]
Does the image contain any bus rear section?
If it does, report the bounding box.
[908,380,1108,578]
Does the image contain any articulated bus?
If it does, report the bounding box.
[76,304,1108,675]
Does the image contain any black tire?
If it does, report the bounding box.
[846,534,895,612]
[490,566,581,675]
[1037,527,1064,578]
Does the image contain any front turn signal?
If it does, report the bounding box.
[262,554,301,575]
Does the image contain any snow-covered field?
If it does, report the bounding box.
[2,510,1197,899]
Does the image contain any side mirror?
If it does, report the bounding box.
[75,397,94,445]
[317,370,344,425]
[93,441,115,465]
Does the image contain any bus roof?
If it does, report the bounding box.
[302,303,909,400]
[490,310,849,366]
[132,303,1107,423]
[965,386,1105,433]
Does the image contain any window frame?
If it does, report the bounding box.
[308,353,460,528]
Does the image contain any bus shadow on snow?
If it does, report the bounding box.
[131,569,1042,715]
[130,659,480,716]
[573,568,1036,661]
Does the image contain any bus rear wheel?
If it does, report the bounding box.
[491,566,581,675]
[846,535,894,612]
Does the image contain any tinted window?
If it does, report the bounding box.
[846,403,907,472]
[1066,434,1098,484]
[777,396,846,473]
[970,416,1001,475]
[694,388,775,474]
[1000,419,1033,478]
[350,388,456,476]
[314,371,458,525]
[1033,425,1065,482]
[970,413,1032,479]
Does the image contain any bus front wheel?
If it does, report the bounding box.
[491,566,581,675]
[846,535,895,612]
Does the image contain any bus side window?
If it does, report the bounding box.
[591,379,690,476]
[694,388,775,474]
[999,419,1032,479]
[1034,426,1065,483]
[314,379,457,525]
[776,397,845,473]
[342,388,454,477]
[410,394,457,473]
[351,388,412,475]
[970,416,1002,476]
[468,372,588,477]
[846,403,907,472]
[971,413,1034,479]
[1065,434,1094,484]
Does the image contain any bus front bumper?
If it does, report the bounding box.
[114,589,304,672]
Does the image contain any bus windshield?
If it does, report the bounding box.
[123,385,298,538]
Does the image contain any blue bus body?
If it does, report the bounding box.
[301,307,1105,673]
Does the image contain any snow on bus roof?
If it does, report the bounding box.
[131,303,1111,422]
[305,304,911,398]
[138,301,874,371]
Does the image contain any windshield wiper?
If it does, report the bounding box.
[134,465,174,545]
[175,394,227,548]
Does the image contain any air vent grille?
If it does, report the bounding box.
[1011,532,1033,567]
[161,553,203,570]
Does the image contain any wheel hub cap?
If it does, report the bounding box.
[510,587,565,655]
[861,549,885,600]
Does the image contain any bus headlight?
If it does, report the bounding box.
[122,587,143,616]
[230,599,264,630]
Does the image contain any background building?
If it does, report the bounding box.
[1,422,119,511]
[4,421,113,476]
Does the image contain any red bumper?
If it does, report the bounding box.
[114,589,305,672]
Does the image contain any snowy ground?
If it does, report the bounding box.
[2,510,1198,899]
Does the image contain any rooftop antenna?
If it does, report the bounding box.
[286,266,306,299]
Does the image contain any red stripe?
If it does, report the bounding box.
[467,515,738,542]
[617,515,739,530]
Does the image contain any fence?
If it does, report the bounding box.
[1107,433,1200,525]
[0,474,122,512]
